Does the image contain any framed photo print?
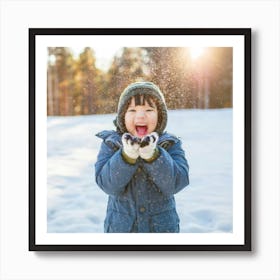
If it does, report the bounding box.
[29,28,251,251]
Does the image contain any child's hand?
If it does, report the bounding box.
[121,133,141,160]
[139,132,159,160]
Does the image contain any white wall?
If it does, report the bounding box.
[1,0,279,279]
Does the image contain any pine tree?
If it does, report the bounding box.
[75,47,100,115]
[104,47,149,113]
[208,47,233,108]
[47,47,75,115]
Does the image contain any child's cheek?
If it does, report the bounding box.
[124,113,135,135]
[148,113,158,133]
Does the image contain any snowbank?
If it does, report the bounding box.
[47,109,232,233]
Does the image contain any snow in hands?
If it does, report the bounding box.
[121,132,159,162]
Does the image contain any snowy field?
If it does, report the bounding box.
[47,109,232,233]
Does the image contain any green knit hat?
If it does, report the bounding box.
[115,81,168,134]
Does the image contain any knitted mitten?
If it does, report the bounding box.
[121,133,141,164]
[139,132,159,162]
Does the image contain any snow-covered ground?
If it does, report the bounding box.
[47,109,232,233]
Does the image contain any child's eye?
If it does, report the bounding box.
[146,109,154,112]
[128,109,136,112]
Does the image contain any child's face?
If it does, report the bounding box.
[124,97,158,138]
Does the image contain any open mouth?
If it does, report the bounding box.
[136,125,148,137]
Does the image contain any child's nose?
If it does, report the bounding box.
[135,110,146,119]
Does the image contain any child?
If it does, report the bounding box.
[95,81,189,233]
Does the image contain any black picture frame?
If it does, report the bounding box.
[29,28,251,251]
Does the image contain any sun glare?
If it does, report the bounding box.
[189,47,205,60]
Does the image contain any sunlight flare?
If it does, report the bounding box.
[189,47,205,60]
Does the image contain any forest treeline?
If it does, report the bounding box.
[47,47,232,116]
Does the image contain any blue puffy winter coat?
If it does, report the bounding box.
[95,130,189,233]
